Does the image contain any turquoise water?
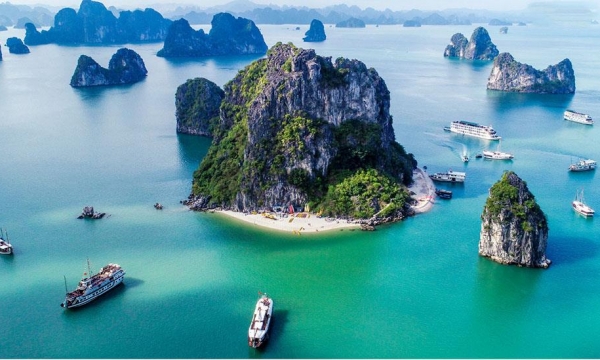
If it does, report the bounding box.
[1,23,600,358]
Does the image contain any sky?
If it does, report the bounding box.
[13,0,600,12]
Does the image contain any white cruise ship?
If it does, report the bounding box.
[429,170,466,183]
[483,150,514,160]
[564,110,593,125]
[449,121,501,140]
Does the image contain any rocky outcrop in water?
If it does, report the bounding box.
[6,37,30,54]
[186,43,416,221]
[487,52,575,94]
[70,48,147,87]
[303,19,326,42]
[444,27,498,60]
[176,78,224,136]
[24,0,171,45]
[0,45,2,60]
[479,171,551,268]
[157,13,267,58]
[336,17,366,28]
[77,206,106,219]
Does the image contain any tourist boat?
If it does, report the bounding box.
[248,293,273,348]
[429,170,466,183]
[568,159,596,172]
[461,154,469,162]
[0,228,13,255]
[475,153,483,159]
[449,121,501,140]
[435,189,452,199]
[564,110,593,125]
[61,260,125,309]
[572,189,594,217]
[482,150,514,160]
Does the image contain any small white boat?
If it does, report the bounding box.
[564,110,593,125]
[429,170,466,183]
[572,189,594,217]
[0,228,13,255]
[482,150,514,160]
[569,159,596,172]
[461,154,469,162]
[248,293,273,348]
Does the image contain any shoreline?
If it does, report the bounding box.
[214,167,437,234]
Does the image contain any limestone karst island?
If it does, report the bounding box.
[183,43,419,229]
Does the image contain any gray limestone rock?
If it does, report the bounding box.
[70,48,147,87]
[487,52,575,94]
[303,19,326,42]
[175,78,224,136]
[444,27,498,60]
[479,171,551,268]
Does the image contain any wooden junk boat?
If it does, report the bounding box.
[248,293,273,348]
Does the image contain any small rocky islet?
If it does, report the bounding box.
[70,48,147,87]
[303,19,326,42]
[479,171,551,268]
[443,27,498,60]
[6,37,30,54]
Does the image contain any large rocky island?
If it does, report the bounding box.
[185,43,416,223]
[443,27,498,60]
[479,171,551,268]
[487,52,575,94]
[157,13,267,58]
[70,48,147,87]
[24,0,171,45]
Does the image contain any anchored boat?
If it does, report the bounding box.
[248,293,273,348]
[435,189,453,199]
[429,170,466,183]
[572,189,594,217]
[482,150,514,160]
[0,228,13,255]
[564,110,593,125]
[568,159,596,172]
[61,260,125,309]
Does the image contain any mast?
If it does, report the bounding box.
[64,275,69,294]
[87,258,92,277]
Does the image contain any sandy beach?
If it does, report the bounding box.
[216,167,437,233]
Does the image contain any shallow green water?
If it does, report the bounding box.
[0,23,599,358]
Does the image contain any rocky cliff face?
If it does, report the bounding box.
[176,78,224,136]
[70,48,147,87]
[6,37,29,54]
[487,52,575,94]
[24,0,171,45]
[444,27,498,60]
[479,171,551,268]
[157,13,267,58]
[188,43,415,219]
[303,19,326,42]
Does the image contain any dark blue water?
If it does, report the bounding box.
[0,23,599,358]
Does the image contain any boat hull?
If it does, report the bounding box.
[0,240,12,255]
[573,201,594,217]
[61,271,125,309]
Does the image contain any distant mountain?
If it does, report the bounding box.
[0,3,54,27]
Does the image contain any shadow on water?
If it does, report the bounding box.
[71,81,144,101]
[248,309,289,357]
[177,133,212,169]
[486,91,574,110]
[547,235,599,266]
[161,54,264,68]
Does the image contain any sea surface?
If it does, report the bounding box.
[1,22,600,358]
